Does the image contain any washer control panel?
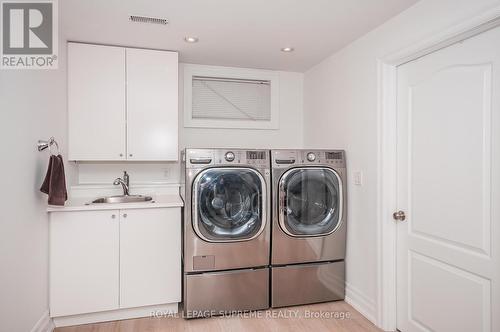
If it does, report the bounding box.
[185,149,215,168]
[306,152,317,162]
[186,149,269,168]
[215,149,269,166]
[224,151,235,162]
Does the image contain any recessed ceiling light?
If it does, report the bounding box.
[281,47,294,52]
[184,36,199,43]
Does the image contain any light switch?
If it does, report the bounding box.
[353,171,363,186]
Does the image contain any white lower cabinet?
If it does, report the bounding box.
[49,208,181,319]
[50,210,120,317]
[119,208,181,308]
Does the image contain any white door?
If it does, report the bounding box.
[119,208,181,308]
[68,43,126,161]
[126,48,178,161]
[396,26,500,332]
[50,210,120,317]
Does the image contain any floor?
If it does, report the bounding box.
[55,301,381,332]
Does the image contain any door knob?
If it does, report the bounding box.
[393,210,406,221]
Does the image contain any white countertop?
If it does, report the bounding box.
[47,194,184,212]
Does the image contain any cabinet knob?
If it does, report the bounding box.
[129,154,133,157]
[111,214,116,219]
[123,213,127,218]
[119,153,123,157]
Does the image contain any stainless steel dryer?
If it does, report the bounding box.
[182,148,271,317]
[271,149,347,308]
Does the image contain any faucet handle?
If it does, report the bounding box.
[122,171,130,189]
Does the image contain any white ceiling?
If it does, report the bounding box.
[60,0,419,72]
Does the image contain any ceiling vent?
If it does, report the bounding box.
[129,15,168,25]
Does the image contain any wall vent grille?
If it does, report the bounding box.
[129,15,168,25]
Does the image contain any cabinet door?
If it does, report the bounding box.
[126,49,178,161]
[50,210,120,317]
[68,43,126,161]
[119,208,181,308]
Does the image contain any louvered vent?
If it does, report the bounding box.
[129,15,168,25]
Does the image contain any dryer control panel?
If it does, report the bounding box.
[300,150,345,167]
[272,150,345,168]
[272,150,297,168]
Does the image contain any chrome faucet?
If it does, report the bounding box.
[113,171,130,196]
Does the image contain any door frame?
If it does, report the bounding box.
[376,6,500,331]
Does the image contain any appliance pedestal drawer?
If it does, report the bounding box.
[271,261,345,308]
[184,267,269,318]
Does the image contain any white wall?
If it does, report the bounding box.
[77,66,303,185]
[303,0,500,324]
[0,42,74,331]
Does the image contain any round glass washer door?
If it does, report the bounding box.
[192,168,267,242]
[279,167,343,237]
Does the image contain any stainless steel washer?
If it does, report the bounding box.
[270,149,347,308]
[182,148,271,317]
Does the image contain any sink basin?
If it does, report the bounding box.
[91,195,153,204]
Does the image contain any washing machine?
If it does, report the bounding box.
[270,149,347,308]
[182,148,271,317]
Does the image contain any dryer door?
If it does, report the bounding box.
[193,168,267,242]
[279,167,343,237]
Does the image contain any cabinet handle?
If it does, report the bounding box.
[123,213,127,218]
[111,214,116,219]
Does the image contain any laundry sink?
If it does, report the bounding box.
[90,195,153,204]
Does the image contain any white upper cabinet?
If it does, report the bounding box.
[68,43,126,161]
[126,48,178,161]
[68,42,179,161]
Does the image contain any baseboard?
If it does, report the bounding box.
[52,303,178,327]
[30,310,55,332]
[345,282,377,325]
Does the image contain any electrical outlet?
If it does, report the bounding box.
[353,171,363,186]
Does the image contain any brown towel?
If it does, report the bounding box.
[40,154,68,206]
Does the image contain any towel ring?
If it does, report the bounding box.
[37,137,60,155]
[48,137,60,155]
